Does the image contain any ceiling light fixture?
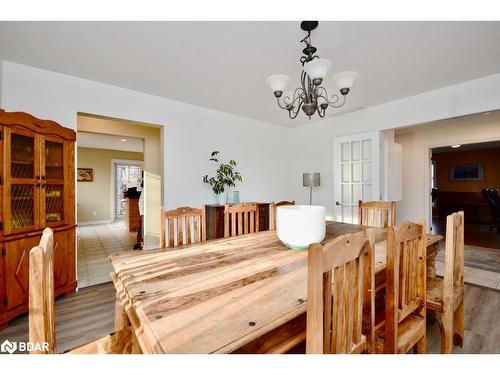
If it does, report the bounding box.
[121,139,127,142]
[451,144,461,148]
[266,21,357,120]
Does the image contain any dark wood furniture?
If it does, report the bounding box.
[204,202,269,240]
[0,109,77,328]
[436,191,490,223]
[124,197,140,232]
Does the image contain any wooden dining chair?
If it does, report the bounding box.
[358,200,396,228]
[29,228,137,354]
[306,232,372,354]
[224,203,259,238]
[426,211,464,353]
[159,206,207,248]
[269,200,295,230]
[372,221,427,354]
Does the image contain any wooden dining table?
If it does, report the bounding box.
[109,221,442,354]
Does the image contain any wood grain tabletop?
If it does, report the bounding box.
[109,222,442,353]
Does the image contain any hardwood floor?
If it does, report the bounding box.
[432,218,500,249]
[1,282,500,354]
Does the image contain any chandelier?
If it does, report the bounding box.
[266,21,357,120]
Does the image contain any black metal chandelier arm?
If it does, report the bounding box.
[316,86,347,108]
[288,98,303,119]
[276,87,304,110]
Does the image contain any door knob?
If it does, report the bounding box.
[335,201,342,206]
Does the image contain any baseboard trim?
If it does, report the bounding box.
[77,220,114,226]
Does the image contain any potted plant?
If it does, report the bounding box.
[202,151,242,205]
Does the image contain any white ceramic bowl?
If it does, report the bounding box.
[276,205,326,250]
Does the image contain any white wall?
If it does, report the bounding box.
[395,114,500,227]
[288,73,500,219]
[0,61,294,247]
[2,60,500,232]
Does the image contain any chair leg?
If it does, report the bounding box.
[415,334,426,354]
[441,310,454,354]
[453,301,464,348]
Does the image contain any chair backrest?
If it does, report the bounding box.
[358,200,396,228]
[442,211,465,306]
[385,220,426,353]
[306,232,371,354]
[159,206,206,248]
[224,203,259,238]
[269,200,295,230]
[29,228,56,354]
[482,188,500,216]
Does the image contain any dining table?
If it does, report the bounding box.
[109,221,443,354]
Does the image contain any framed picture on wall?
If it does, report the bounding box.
[77,168,94,182]
[449,164,484,182]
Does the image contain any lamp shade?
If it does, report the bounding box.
[265,74,290,93]
[303,58,332,81]
[303,172,320,187]
[332,70,358,90]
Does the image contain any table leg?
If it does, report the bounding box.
[426,244,439,278]
[114,293,130,330]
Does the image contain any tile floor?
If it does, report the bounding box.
[77,221,137,288]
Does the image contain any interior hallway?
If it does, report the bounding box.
[77,221,137,287]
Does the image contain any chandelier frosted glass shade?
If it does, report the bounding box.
[265,74,290,93]
[332,71,358,90]
[303,58,332,81]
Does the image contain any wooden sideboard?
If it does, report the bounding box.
[205,203,270,240]
[124,197,141,232]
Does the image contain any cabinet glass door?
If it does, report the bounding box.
[4,129,40,234]
[41,139,66,227]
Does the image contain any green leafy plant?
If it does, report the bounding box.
[202,151,242,195]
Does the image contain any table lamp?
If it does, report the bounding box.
[303,172,320,205]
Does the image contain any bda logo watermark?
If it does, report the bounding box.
[1,339,49,354]
[1,339,17,354]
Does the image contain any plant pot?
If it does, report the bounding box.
[216,192,227,205]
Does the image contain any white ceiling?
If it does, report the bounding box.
[77,132,143,152]
[1,21,500,127]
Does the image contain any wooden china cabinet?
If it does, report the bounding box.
[0,109,76,328]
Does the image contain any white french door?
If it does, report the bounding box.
[333,131,381,223]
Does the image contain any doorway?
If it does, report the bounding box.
[429,140,500,250]
[113,160,142,221]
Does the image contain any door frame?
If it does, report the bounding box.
[423,135,500,231]
[333,130,381,223]
[110,158,143,222]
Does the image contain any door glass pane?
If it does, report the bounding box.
[363,184,372,201]
[45,141,64,180]
[362,139,372,160]
[352,162,362,182]
[11,184,34,229]
[46,184,64,223]
[341,163,351,182]
[11,134,35,179]
[351,141,361,161]
[341,184,351,204]
[352,184,362,203]
[341,142,350,162]
[362,161,372,182]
